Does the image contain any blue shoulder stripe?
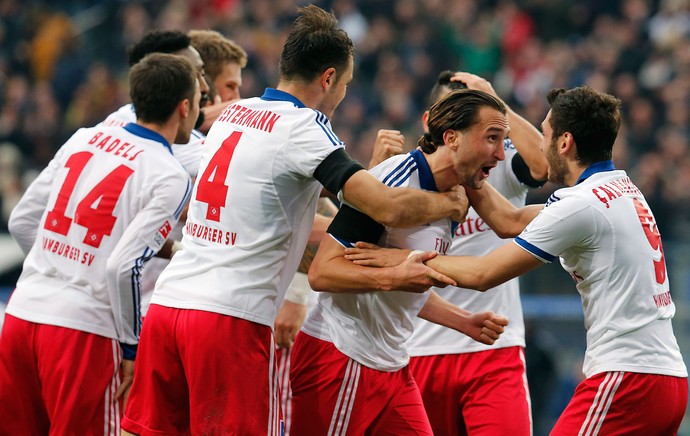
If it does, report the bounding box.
[545,193,561,207]
[312,111,343,146]
[514,237,556,263]
[174,178,193,220]
[383,157,417,187]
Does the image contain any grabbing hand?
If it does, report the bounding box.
[451,72,499,99]
[390,250,456,292]
[447,185,469,223]
[344,241,410,267]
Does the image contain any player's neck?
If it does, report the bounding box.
[135,120,176,146]
[277,80,322,110]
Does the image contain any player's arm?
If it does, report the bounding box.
[345,240,541,292]
[276,198,338,349]
[467,182,543,238]
[309,235,454,293]
[308,204,456,293]
[8,146,69,254]
[105,174,193,357]
[314,148,468,227]
[275,272,310,349]
[417,291,509,345]
[451,72,547,182]
[425,242,543,291]
[153,176,196,260]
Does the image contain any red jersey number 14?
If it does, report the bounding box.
[44,151,134,248]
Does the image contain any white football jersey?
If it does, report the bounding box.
[408,140,527,356]
[151,89,346,328]
[100,103,205,177]
[7,124,192,346]
[302,150,452,371]
[516,162,686,378]
[100,103,206,316]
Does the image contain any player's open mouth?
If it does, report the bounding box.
[481,166,494,177]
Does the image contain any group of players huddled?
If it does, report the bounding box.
[1,5,686,436]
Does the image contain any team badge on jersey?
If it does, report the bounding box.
[158,221,172,239]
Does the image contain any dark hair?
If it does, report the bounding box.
[127,31,192,66]
[130,53,196,124]
[546,86,621,165]
[279,5,354,84]
[428,70,468,107]
[418,89,506,154]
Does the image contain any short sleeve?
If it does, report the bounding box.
[515,198,594,263]
[284,110,345,178]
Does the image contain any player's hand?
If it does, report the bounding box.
[458,311,509,345]
[451,72,499,99]
[447,185,469,223]
[368,129,405,168]
[344,242,410,267]
[391,250,457,292]
[115,359,135,409]
[274,300,307,350]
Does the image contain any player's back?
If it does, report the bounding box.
[100,103,205,177]
[518,168,686,377]
[152,89,344,329]
[7,123,190,340]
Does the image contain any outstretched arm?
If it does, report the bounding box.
[467,183,542,238]
[425,242,543,291]
[345,240,543,292]
[341,170,469,227]
[418,291,509,345]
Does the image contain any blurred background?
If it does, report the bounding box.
[0,0,688,434]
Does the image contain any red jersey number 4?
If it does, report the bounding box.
[195,131,242,222]
[44,151,134,248]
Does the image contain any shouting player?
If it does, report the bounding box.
[121,5,467,435]
[347,86,689,435]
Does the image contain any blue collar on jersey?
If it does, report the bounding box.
[410,149,439,192]
[576,160,615,185]
[260,88,306,108]
[124,123,173,155]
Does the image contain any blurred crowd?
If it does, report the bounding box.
[0,0,689,243]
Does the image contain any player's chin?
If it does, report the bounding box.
[467,178,487,190]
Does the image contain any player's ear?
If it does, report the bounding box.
[321,67,337,91]
[561,131,575,156]
[442,129,458,149]
[179,98,191,119]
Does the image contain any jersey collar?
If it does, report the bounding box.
[260,88,306,108]
[124,123,173,155]
[576,160,615,185]
[411,149,439,192]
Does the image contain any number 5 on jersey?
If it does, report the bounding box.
[196,131,242,221]
[44,151,134,248]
